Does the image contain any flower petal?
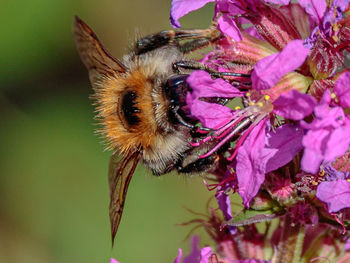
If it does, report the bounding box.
[218,14,242,41]
[110,259,120,263]
[216,190,237,235]
[345,238,350,251]
[174,249,183,263]
[170,0,214,28]
[273,90,316,120]
[263,124,304,172]
[325,119,350,161]
[186,98,234,128]
[333,0,350,11]
[323,163,349,181]
[252,40,310,90]
[301,115,350,174]
[215,0,245,16]
[216,190,232,220]
[183,236,201,263]
[301,92,347,130]
[199,247,212,263]
[301,147,323,174]
[187,70,244,98]
[298,0,327,25]
[316,180,350,212]
[236,121,267,207]
[334,71,350,108]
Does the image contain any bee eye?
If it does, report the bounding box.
[163,74,196,125]
[163,74,189,108]
[121,91,141,126]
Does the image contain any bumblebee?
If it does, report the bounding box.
[73,16,222,243]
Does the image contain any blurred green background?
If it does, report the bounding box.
[0,0,217,262]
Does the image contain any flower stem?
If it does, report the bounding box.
[292,224,305,263]
[273,215,305,263]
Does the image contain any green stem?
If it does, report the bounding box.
[274,215,305,263]
[292,224,305,263]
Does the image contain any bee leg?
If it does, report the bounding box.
[177,154,216,174]
[173,61,251,78]
[179,37,221,54]
[173,106,212,134]
[135,28,218,55]
[172,106,194,129]
[172,60,207,72]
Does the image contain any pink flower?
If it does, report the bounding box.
[252,40,310,91]
[334,71,350,108]
[316,180,350,212]
[167,0,350,260]
[301,90,350,174]
[273,90,316,120]
[173,236,212,263]
[236,120,268,206]
[170,0,214,28]
[186,70,244,128]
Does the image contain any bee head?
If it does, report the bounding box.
[162,74,196,126]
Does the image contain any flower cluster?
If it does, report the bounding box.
[168,0,350,262]
[110,1,349,262]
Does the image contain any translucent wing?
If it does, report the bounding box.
[108,151,141,245]
[73,16,127,84]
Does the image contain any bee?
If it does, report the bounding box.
[73,16,224,244]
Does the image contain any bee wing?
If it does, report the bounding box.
[108,151,141,245]
[73,16,127,84]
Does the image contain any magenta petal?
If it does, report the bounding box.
[316,180,350,212]
[300,119,350,174]
[217,14,242,41]
[300,91,350,174]
[215,0,245,16]
[301,129,329,174]
[244,26,263,39]
[236,121,267,207]
[252,40,310,90]
[174,249,183,263]
[199,247,212,263]
[216,190,236,234]
[187,70,244,98]
[319,88,332,105]
[301,93,346,130]
[170,0,214,28]
[273,90,317,120]
[187,98,234,128]
[216,191,232,220]
[333,0,350,11]
[263,124,304,172]
[110,259,120,263]
[345,239,350,251]
[174,236,211,263]
[314,106,346,129]
[334,71,350,108]
[183,236,201,263]
[298,0,327,25]
[301,148,323,174]
[325,120,350,161]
